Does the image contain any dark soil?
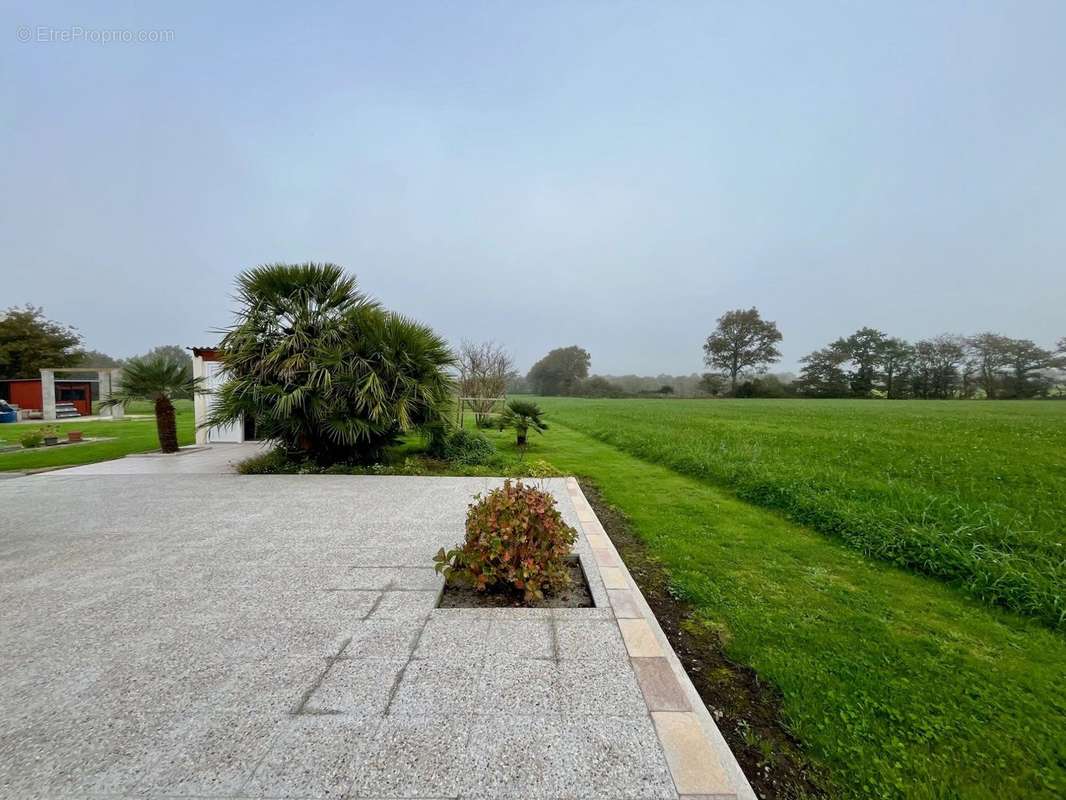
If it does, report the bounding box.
[437,556,594,608]
[579,480,828,800]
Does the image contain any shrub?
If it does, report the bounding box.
[207,263,455,465]
[19,430,43,449]
[434,480,578,601]
[237,448,292,474]
[441,429,496,466]
[526,459,562,478]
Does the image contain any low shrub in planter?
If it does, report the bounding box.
[434,479,577,601]
[19,430,44,449]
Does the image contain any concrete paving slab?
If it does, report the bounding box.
[139,711,285,796]
[0,473,750,799]
[304,658,407,715]
[244,715,376,798]
[478,657,562,716]
[350,714,469,798]
[487,618,555,659]
[414,615,492,659]
[389,657,485,715]
[463,715,677,799]
[555,618,629,661]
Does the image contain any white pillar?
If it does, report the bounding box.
[192,354,208,444]
[40,369,56,420]
[103,368,124,419]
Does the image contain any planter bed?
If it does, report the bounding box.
[437,555,594,609]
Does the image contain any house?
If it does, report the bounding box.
[190,348,257,444]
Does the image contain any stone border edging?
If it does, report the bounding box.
[566,476,757,800]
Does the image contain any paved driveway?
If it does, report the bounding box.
[35,442,269,475]
[0,473,748,799]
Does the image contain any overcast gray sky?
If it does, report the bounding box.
[4,1,1064,374]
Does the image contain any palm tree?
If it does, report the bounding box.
[101,357,199,453]
[498,399,548,446]
[206,262,455,464]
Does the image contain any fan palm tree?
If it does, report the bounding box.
[101,356,199,453]
[498,399,548,446]
[206,262,455,463]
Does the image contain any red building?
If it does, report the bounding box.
[0,379,94,417]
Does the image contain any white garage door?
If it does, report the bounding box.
[204,361,243,443]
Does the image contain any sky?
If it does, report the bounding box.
[3,1,1064,374]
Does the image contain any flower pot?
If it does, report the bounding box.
[67,431,83,443]
[43,436,59,446]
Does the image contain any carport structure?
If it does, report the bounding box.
[37,367,125,420]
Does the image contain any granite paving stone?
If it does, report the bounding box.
[462,715,677,799]
[389,657,485,715]
[557,659,648,717]
[0,472,747,800]
[486,618,555,659]
[304,658,407,715]
[414,614,492,659]
[477,657,562,715]
[242,715,376,799]
[138,711,285,796]
[555,618,630,661]
[344,619,422,658]
[349,714,469,798]
[367,589,441,619]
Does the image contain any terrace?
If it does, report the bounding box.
[0,456,752,799]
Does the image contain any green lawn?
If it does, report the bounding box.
[0,400,194,472]
[530,398,1066,628]
[464,411,1066,798]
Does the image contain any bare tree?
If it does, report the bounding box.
[457,340,513,425]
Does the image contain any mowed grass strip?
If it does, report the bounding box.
[0,400,194,472]
[532,397,1066,628]
[483,421,1066,799]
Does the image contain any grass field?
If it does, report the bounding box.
[533,398,1066,628]
[0,400,194,472]
[459,404,1066,798]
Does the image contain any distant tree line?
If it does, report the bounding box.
[797,329,1065,399]
[517,310,1065,400]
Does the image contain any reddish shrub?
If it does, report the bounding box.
[434,479,578,601]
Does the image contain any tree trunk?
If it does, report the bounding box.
[516,428,527,446]
[154,395,179,453]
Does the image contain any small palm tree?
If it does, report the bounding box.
[498,399,547,446]
[101,357,199,453]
